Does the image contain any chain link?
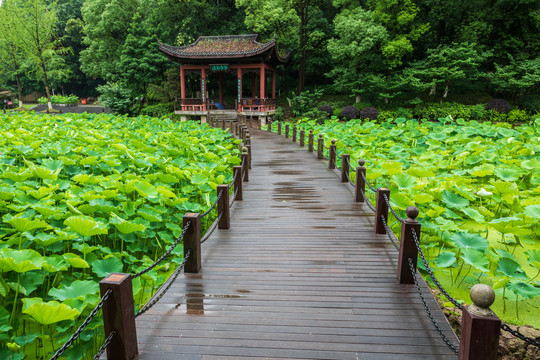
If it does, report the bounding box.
[228,169,239,190]
[408,258,460,355]
[230,188,239,207]
[135,250,191,318]
[201,189,224,218]
[360,188,376,212]
[92,330,116,360]
[411,228,463,310]
[500,323,540,348]
[360,171,377,193]
[133,221,191,279]
[49,289,112,360]
[380,216,400,251]
[382,193,404,222]
[201,213,223,244]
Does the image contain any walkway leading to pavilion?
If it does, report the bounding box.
[135,128,458,360]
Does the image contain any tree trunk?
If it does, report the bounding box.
[41,59,53,111]
[297,1,307,94]
[15,74,23,108]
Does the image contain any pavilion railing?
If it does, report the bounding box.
[174,98,206,111]
[264,120,540,360]
[238,97,276,112]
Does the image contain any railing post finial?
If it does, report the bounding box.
[397,205,420,284]
[329,140,337,169]
[355,159,366,202]
[317,134,324,159]
[459,284,500,360]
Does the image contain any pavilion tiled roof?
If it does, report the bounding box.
[159,34,288,62]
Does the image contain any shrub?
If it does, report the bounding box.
[37,94,79,105]
[287,89,323,117]
[97,82,133,114]
[139,103,174,117]
[341,105,360,120]
[485,98,511,113]
[360,107,379,120]
[272,107,285,121]
[505,109,530,123]
[318,105,333,117]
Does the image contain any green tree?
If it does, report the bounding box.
[0,0,27,106]
[490,56,540,101]
[12,0,70,111]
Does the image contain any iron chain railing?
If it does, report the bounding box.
[201,189,224,218]
[201,213,223,244]
[501,324,540,348]
[49,289,113,360]
[382,193,404,223]
[228,169,239,189]
[380,216,400,251]
[135,250,191,318]
[360,171,377,193]
[360,189,376,212]
[92,330,116,360]
[408,258,460,356]
[411,228,463,310]
[230,188,239,207]
[133,222,191,279]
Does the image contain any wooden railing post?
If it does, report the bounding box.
[374,188,390,234]
[329,140,337,169]
[242,126,247,143]
[341,154,350,182]
[397,206,420,284]
[221,118,225,130]
[268,120,272,132]
[99,274,138,360]
[245,130,251,146]
[241,147,249,182]
[355,159,366,202]
[233,165,242,201]
[299,130,305,147]
[277,121,282,135]
[217,185,230,229]
[246,144,252,169]
[183,213,201,273]
[317,134,323,159]
[285,124,289,138]
[292,125,297,142]
[459,284,501,360]
[308,130,314,152]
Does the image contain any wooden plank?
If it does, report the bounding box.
[135,129,458,359]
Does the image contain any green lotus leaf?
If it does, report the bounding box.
[4,216,48,233]
[41,159,64,171]
[49,280,99,301]
[157,186,177,199]
[42,255,70,272]
[461,208,485,223]
[73,174,97,184]
[497,258,527,279]
[435,251,456,268]
[190,173,208,185]
[470,164,495,177]
[13,333,39,347]
[507,282,540,299]
[0,187,16,201]
[0,249,44,273]
[392,173,416,189]
[414,193,434,204]
[133,180,158,198]
[31,232,63,247]
[442,190,469,208]
[91,257,123,278]
[2,170,31,182]
[389,193,414,210]
[63,253,90,268]
[525,250,540,269]
[89,199,117,213]
[31,166,60,180]
[489,217,520,233]
[494,168,521,182]
[406,166,435,178]
[64,215,108,237]
[450,232,489,251]
[461,248,490,272]
[157,173,179,184]
[109,213,146,234]
[7,283,26,295]
[23,301,80,325]
[524,205,540,219]
[138,208,162,222]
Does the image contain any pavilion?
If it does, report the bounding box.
[159,34,288,123]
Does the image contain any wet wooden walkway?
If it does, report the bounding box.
[136,129,458,359]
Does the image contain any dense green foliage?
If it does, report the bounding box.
[37,95,79,105]
[0,112,240,359]
[1,0,538,112]
[268,116,540,327]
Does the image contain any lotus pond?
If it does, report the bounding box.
[0,112,240,359]
[278,117,540,328]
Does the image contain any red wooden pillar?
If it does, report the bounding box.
[237,68,242,110]
[180,66,186,101]
[219,72,224,105]
[200,68,206,111]
[272,71,276,98]
[260,64,265,99]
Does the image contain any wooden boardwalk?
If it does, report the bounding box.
[136,129,458,359]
